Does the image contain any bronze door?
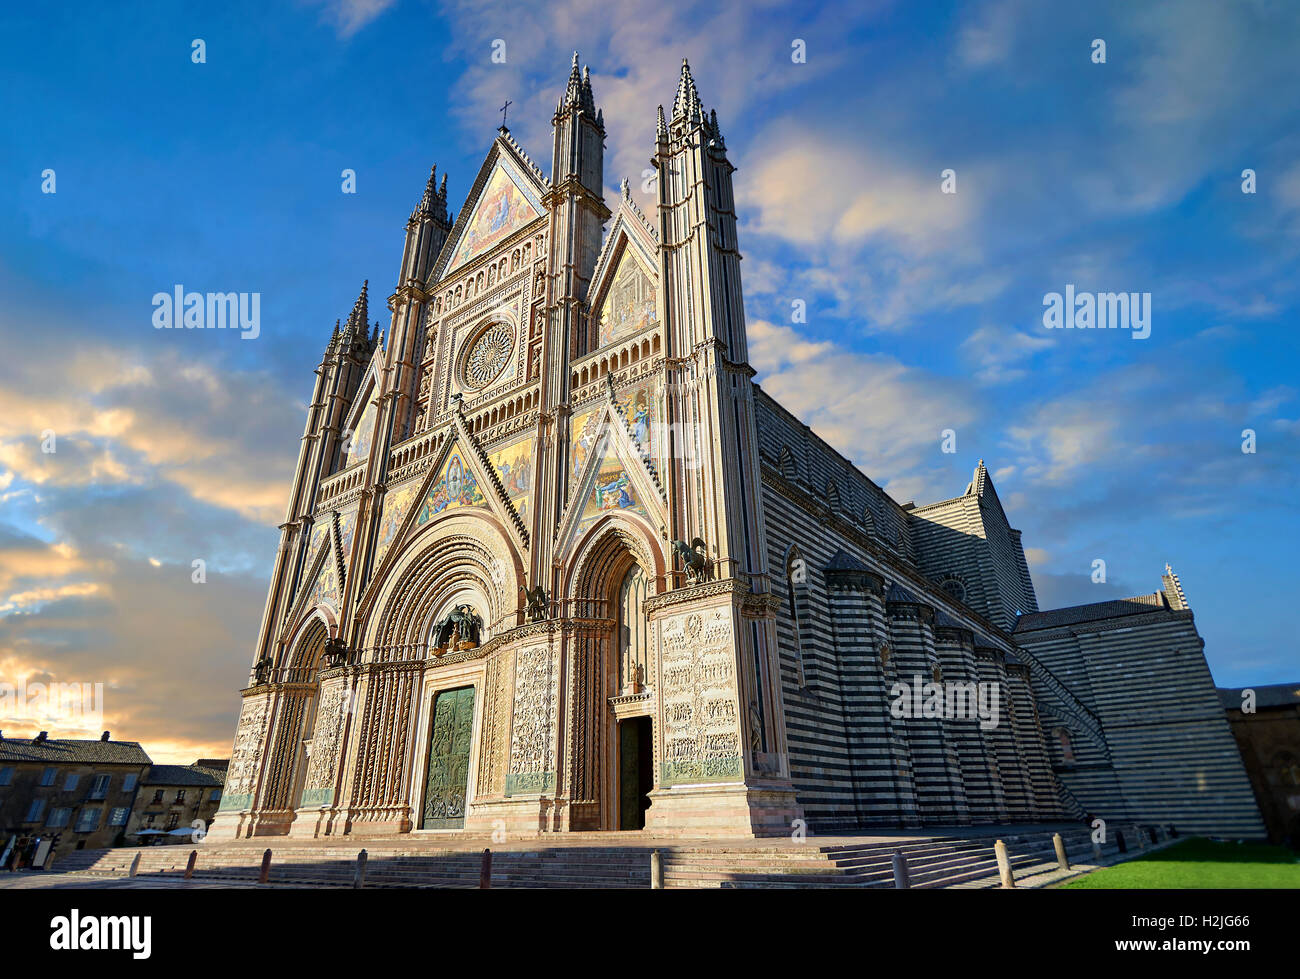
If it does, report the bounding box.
[421,686,475,829]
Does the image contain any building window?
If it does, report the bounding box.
[165,812,180,830]
[152,789,164,804]
[0,766,12,786]
[143,814,156,828]
[175,789,187,805]
[25,799,45,823]
[108,807,129,827]
[940,576,967,603]
[40,767,56,786]
[1054,727,1075,764]
[74,808,100,833]
[123,774,137,792]
[63,773,79,792]
[47,808,71,829]
[88,774,110,800]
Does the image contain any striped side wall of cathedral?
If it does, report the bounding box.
[753,390,1065,829]
[1014,607,1267,838]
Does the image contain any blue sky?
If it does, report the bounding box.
[0,0,1297,760]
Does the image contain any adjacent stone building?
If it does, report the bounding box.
[1219,683,1300,845]
[125,760,228,845]
[0,732,151,864]
[210,55,1266,843]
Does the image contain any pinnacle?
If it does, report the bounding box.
[563,50,583,109]
[347,280,369,333]
[672,57,702,122]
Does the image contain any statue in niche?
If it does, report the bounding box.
[433,604,483,654]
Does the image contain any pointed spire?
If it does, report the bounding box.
[349,280,369,331]
[439,172,447,199]
[656,104,668,141]
[580,64,596,115]
[563,51,583,110]
[420,165,438,210]
[671,57,702,123]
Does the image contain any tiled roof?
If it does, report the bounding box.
[0,737,152,766]
[1218,683,1300,711]
[885,582,921,604]
[1012,592,1168,632]
[824,548,869,573]
[143,764,227,787]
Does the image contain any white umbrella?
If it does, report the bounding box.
[132,828,164,835]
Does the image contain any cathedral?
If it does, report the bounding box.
[210,56,1264,841]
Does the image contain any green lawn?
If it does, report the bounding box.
[1061,837,1300,888]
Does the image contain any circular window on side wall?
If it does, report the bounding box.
[940,577,966,603]
[460,321,514,391]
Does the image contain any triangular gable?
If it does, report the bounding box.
[556,403,664,556]
[578,433,651,531]
[588,194,659,352]
[360,428,529,615]
[485,433,535,527]
[341,363,381,470]
[436,137,547,280]
[416,443,489,522]
[281,519,339,638]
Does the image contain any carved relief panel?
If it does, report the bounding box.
[300,679,348,808]
[658,607,743,785]
[219,693,271,811]
[506,643,558,795]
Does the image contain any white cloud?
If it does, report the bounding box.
[749,318,978,503]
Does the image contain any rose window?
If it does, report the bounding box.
[463,323,513,389]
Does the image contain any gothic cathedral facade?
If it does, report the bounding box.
[210,57,1265,841]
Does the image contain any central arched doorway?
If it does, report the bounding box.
[615,565,653,829]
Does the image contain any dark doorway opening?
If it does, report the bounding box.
[618,716,653,830]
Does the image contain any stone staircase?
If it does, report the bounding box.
[662,828,1123,888]
[48,826,1136,889]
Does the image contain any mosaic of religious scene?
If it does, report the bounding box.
[597,249,656,348]
[448,165,540,271]
[374,480,421,566]
[348,397,377,467]
[337,507,357,568]
[577,441,649,534]
[615,378,658,461]
[307,551,339,610]
[487,436,534,524]
[569,406,603,499]
[418,448,487,524]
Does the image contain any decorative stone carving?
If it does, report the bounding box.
[506,643,558,794]
[658,608,743,785]
[301,681,347,807]
[220,695,270,810]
